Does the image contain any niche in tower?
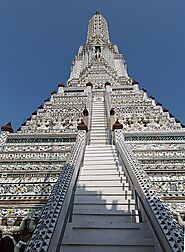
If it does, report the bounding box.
[95,46,101,61]
[95,46,101,53]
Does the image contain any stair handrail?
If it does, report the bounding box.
[25,130,87,252]
[114,129,184,252]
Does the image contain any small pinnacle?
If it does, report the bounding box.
[95,11,100,15]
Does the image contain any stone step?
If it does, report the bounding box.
[77,180,124,187]
[66,222,149,233]
[91,135,107,139]
[81,170,124,176]
[91,113,105,115]
[90,126,107,128]
[90,132,107,135]
[78,179,126,185]
[79,175,126,180]
[92,112,107,114]
[91,129,107,132]
[90,131,107,135]
[90,133,107,137]
[82,163,118,167]
[91,120,107,123]
[91,124,106,127]
[84,152,116,157]
[92,103,105,104]
[91,125,107,128]
[73,203,136,212]
[92,105,105,106]
[90,141,107,144]
[80,170,123,175]
[62,224,153,247]
[91,117,106,119]
[90,139,107,141]
[75,186,129,194]
[90,136,108,139]
[91,130,107,132]
[73,207,137,215]
[71,212,139,224]
[84,154,117,158]
[86,145,111,148]
[91,118,106,121]
[91,133,107,139]
[90,134,108,137]
[90,135,107,138]
[85,151,115,154]
[91,122,106,124]
[92,112,106,114]
[92,106,105,108]
[86,145,114,149]
[90,133,107,136]
[91,114,105,116]
[91,120,106,122]
[75,190,132,196]
[92,103,105,105]
[86,149,113,152]
[92,113,105,115]
[90,132,107,138]
[92,114,105,116]
[61,245,154,252]
[83,160,116,165]
[92,115,106,117]
[91,115,105,117]
[82,166,119,170]
[90,129,107,132]
[74,195,133,204]
[85,151,114,154]
[84,150,115,154]
[84,156,116,161]
[91,115,106,118]
[92,110,105,112]
[78,178,125,184]
[78,174,123,180]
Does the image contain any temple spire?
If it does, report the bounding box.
[86,11,110,44]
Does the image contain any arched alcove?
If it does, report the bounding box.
[0,236,14,252]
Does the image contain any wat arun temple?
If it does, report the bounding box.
[0,12,184,252]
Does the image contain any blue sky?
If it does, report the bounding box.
[0,0,185,130]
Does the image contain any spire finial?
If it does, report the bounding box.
[86,12,110,44]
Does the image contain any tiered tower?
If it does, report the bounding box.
[0,12,184,252]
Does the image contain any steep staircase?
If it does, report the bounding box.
[61,93,155,251]
[90,95,108,144]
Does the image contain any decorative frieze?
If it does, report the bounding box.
[0,182,54,195]
[2,143,72,152]
[0,151,68,161]
[6,137,76,143]
[0,162,64,172]
[125,135,185,141]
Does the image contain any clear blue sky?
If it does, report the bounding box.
[0,0,185,131]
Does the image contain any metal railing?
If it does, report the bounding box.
[25,130,86,252]
[114,129,184,252]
